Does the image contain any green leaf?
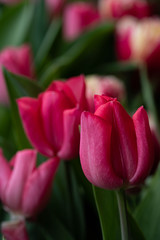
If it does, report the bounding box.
[0,2,34,49]
[134,170,160,240]
[35,18,62,70]
[93,186,121,240]
[3,69,42,149]
[40,22,114,87]
[127,211,145,240]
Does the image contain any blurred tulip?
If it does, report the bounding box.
[0,149,59,217]
[99,0,150,19]
[116,17,160,70]
[80,95,154,189]
[18,75,88,160]
[0,45,35,105]
[63,2,100,41]
[46,0,65,17]
[86,75,126,112]
[1,220,29,240]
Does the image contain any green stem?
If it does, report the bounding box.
[116,190,128,240]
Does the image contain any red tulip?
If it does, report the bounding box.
[17,75,88,160]
[0,149,59,217]
[80,95,154,189]
[63,2,100,41]
[99,0,150,19]
[0,45,35,105]
[85,75,126,112]
[116,17,160,70]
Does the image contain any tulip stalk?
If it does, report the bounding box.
[116,190,128,240]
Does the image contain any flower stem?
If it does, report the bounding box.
[116,189,128,240]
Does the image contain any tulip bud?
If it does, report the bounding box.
[80,95,154,189]
[0,45,35,105]
[46,0,65,17]
[63,2,100,41]
[18,75,88,160]
[85,75,126,112]
[116,17,160,69]
[99,0,150,19]
[0,149,59,217]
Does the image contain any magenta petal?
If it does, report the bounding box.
[94,95,116,111]
[130,107,154,184]
[1,220,29,240]
[80,112,123,189]
[17,97,54,157]
[58,108,80,160]
[0,149,11,199]
[22,157,59,217]
[41,91,72,152]
[4,150,37,212]
[66,75,87,109]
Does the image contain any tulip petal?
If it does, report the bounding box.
[94,95,116,111]
[58,108,80,160]
[130,106,154,184]
[4,150,37,212]
[40,91,72,152]
[1,220,29,240]
[80,111,123,189]
[17,97,54,157]
[22,157,59,217]
[0,149,11,199]
[66,75,87,109]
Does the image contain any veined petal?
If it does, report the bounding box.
[0,149,11,199]
[58,108,80,160]
[130,106,154,184]
[4,150,37,212]
[17,97,54,157]
[80,112,123,189]
[40,91,72,152]
[22,157,59,217]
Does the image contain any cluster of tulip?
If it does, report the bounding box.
[0,0,159,239]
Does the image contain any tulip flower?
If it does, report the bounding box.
[86,75,126,112]
[63,2,100,41]
[46,0,65,16]
[0,45,35,105]
[17,75,88,160]
[80,95,154,189]
[116,17,160,70]
[99,0,150,19]
[0,149,59,240]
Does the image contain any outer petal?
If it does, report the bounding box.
[4,150,37,212]
[40,91,72,152]
[22,157,59,217]
[94,95,116,111]
[66,75,88,110]
[17,97,54,157]
[1,220,29,240]
[130,107,154,184]
[58,108,80,160]
[95,100,138,182]
[0,149,11,199]
[80,112,123,189]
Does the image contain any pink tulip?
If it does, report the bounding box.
[46,0,65,16]
[86,75,126,112]
[0,45,35,105]
[0,149,59,217]
[63,2,100,41]
[17,75,88,160]
[1,220,29,240]
[99,0,150,19]
[116,17,160,69]
[80,95,154,189]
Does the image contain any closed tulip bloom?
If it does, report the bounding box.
[0,45,35,104]
[116,17,160,69]
[46,0,65,16]
[0,149,59,217]
[17,75,88,160]
[63,2,100,41]
[80,95,154,189]
[86,75,126,112]
[99,0,150,19]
